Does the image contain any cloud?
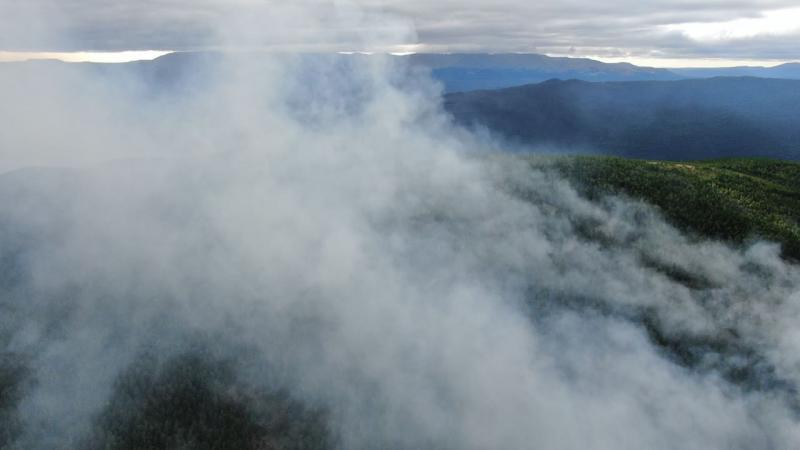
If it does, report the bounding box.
[2,1,800,61]
[3,51,800,449]
[2,2,800,448]
[664,7,800,41]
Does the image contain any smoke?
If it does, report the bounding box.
[2,2,800,449]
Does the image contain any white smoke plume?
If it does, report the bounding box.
[1,2,800,449]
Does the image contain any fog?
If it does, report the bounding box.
[2,2,800,449]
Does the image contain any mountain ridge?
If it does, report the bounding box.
[445,76,800,160]
[1,51,682,93]
[5,52,800,93]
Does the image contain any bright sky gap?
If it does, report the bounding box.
[0,50,173,63]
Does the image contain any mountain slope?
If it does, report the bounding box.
[533,156,800,260]
[446,77,800,160]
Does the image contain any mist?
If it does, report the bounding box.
[2,3,800,449]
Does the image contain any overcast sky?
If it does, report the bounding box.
[2,0,800,66]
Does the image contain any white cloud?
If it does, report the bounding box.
[3,2,800,447]
[664,7,800,42]
[2,1,800,64]
[0,50,171,63]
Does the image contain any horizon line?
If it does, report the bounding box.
[0,49,797,69]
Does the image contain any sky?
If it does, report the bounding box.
[1,0,800,67]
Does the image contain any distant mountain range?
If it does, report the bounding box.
[409,55,800,92]
[4,52,800,94]
[4,53,800,161]
[0,52,681,93]
[672,63,800,80]
[402,53,680,92]
[407,55,800,92]
[444,77,800,160]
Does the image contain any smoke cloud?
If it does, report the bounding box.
[2,2,800,449]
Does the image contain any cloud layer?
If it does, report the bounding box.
[2,1,800,62]
[2,46,800,450]
[2,3,800,448]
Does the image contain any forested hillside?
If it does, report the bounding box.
[536,156,800,260]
